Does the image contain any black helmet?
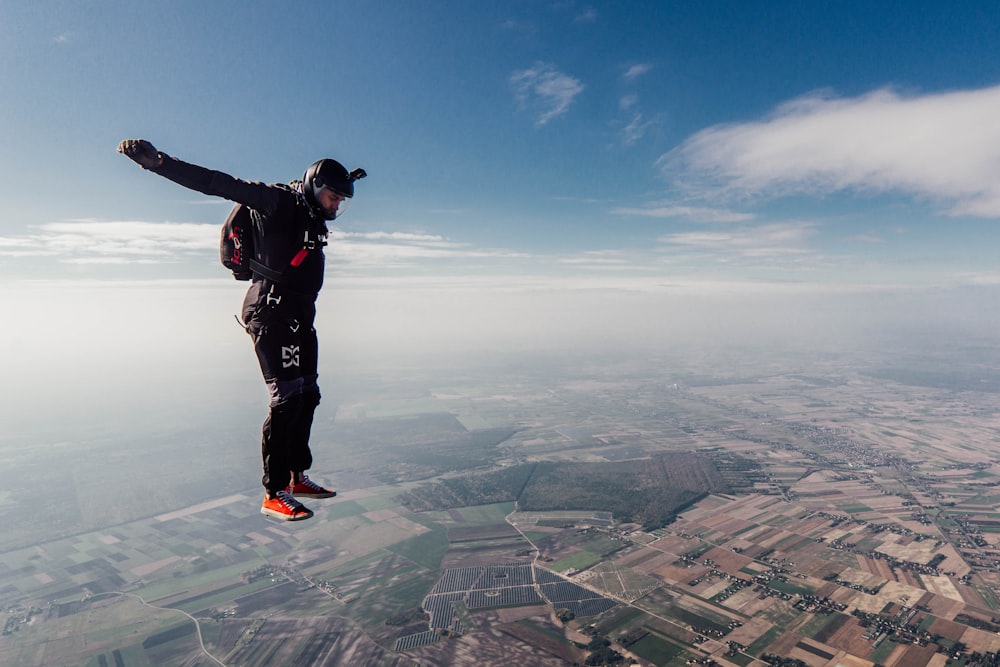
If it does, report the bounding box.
[302,158,367,220]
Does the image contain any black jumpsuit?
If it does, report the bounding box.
[152,156,328,496]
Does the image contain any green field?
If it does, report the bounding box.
[766,578,813,597]
[453,501,517,523]
[745,624,783,655]
[387,527,450,570]
[630,632,685,664]
[551,550,602,572]
[321,499,372,520]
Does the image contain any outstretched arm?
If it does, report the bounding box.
[118,139,280,214]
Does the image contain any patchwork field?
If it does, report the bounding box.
[7,358,1000,664]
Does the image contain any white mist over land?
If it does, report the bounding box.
[6,274,999,443]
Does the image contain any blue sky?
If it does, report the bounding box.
[3,1,1000,422]
[3,0,999,281]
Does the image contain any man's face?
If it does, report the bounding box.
[317,188,347,218]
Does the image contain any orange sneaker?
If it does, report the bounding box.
[288,474,337,499]
[261,490,314,521]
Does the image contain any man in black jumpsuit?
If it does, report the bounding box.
[119,139,365,521]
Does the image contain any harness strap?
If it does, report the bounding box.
[249,258,285,283]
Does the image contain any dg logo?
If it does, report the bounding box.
[282,345,301,368]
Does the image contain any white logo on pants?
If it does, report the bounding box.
[282,345,300,368]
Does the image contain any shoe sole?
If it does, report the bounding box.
[261,507,314,521]
[290,491,337,499]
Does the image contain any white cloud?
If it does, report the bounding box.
[0,220,217,263]
[657,221,818,258]
[556,250,630,267]
[336,231,461,247]
[849,233,884,244]
[959,271,1000,285]
[499,19,537,36]
[42,221,214,246]
[327,229,529,268]
[0,220,534,269]
[510,62,584,126]
[659,84,1000,218]
[623,63,653,81]
[621,112,654,146]
[612,204,755,224]
[616,75,659,144]
[329,240,527,268]
[0,237,36,249]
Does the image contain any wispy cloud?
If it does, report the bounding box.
[0,220,534,270]
[0,217,979,295]
[499,18,537,36]
[510,62,584,126]
[615,65,656,145]
[338,231,460,247]
[612,204,755,224]
[657,221,819,258]
[620,112,656,146]
[0,221,216,263]
[556,250,630,267]
[659,84,1000,218]
[849,233,884,244]
[329,230,528,267]
[623,63,653,81]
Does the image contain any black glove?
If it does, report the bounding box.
[117,139,163,170]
